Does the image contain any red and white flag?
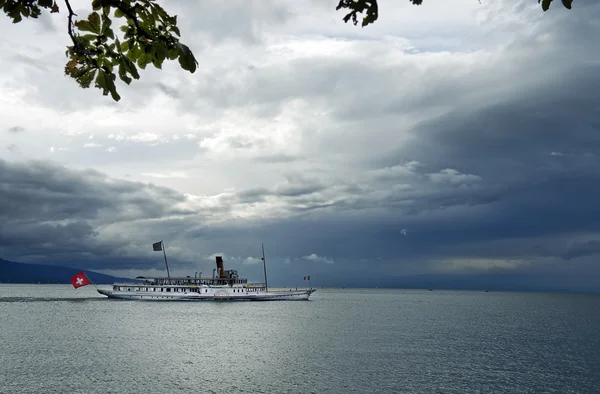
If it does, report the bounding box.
[70,271,91,289]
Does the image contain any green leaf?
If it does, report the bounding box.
[114,8,124,18]
[153,42,168,68]
[101,14,112,34]
[126,43,141,62]
[336,0,379,27]
[123,57,140,80]
[118,62,133,85]
[120,40,129,52]
[100,56,113,72]
[81,34,97,42]
[105,27,115,40]
[540,0,552,11]
[169,25,180,36]
[561,0,572,9]
[38,0,53,7]
[137,54,149,70]
[118,56,140,85]
[177,44,198,73]
[95,71,108,91]
[145,7,157,26]
[75,20,95,33]
[95,69,120,101]
[144,50,154,66]
[88,12,101,33]
[167,48,178,60]
[79,69,96,89]
[151,4,168,20]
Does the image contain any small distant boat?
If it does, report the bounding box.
[97,243,315,301]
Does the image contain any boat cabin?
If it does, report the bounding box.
[111,255,267,293]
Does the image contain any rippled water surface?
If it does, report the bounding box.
[0,285,599,394]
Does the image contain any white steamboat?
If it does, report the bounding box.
[97,254,315,301]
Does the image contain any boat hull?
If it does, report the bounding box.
[97,288,315,301]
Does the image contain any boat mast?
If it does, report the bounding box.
[162,240,171,279]
[261,242,269,292]
[153,240,171,280]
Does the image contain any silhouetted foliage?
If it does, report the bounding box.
[336,0,574,27]
[0,0,574,101]
[0,0,197,101]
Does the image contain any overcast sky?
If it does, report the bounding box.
[1,0,600,290]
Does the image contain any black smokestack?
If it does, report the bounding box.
[215,256,225,278]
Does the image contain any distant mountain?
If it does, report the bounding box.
[0,258,136,284]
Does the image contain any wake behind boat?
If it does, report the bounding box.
[94,243,315,301]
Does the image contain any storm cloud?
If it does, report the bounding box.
[1,0,600,290]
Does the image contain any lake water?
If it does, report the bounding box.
[0,285,598,394]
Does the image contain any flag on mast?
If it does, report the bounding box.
[70,271,91,289]
[304,276,310,280]
[153,240,171,278]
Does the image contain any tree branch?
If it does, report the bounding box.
[64,0,78,47]
[107,0,152,40]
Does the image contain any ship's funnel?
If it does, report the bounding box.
[215,256,225,278]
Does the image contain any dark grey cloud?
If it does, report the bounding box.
[2,0,600,291]
[156,82,181,99]
[12,54,47,71]
[564,240,600,261]
[0,159,200,270]
[252,153,303,163]
[7,126,24,133]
